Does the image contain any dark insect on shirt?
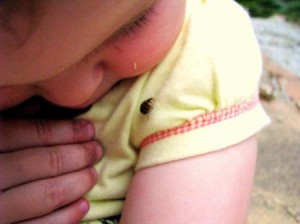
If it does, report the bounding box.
[140,98,154,115]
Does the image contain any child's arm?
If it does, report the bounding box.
[120,136,257,223]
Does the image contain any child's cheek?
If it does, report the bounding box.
[103,33,174,78]
[102,1,185,79]
[121,36,170,76]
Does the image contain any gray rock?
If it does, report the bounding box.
[252,16,300,79]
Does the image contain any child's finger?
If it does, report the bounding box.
[0,168,97,224]
[17,199,90,224]
[0,141,102,190]
[0,119,95,152]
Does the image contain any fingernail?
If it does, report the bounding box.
[90,167,98,182]
[86,122,95,138]
[74,120,94,138]
[79,200,89,214]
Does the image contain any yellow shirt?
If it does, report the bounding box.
[79,0,270,222]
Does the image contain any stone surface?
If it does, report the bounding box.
[248,16,300,224]
[252,16,300,79]
[248,100,300,224]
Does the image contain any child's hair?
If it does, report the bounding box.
[0,0,40,47]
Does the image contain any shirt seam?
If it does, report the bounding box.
[140,97,259,148]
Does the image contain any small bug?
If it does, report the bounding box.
[140,98,154,115]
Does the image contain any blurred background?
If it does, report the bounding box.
[235,1,300,223]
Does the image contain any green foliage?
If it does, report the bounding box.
[236,0,281,17]
[236,0,300,22]
[281,0,300,22]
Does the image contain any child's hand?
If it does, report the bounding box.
[0,119,102,224]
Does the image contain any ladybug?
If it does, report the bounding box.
[140,98,154,115]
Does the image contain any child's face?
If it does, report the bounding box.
[0,0,185,110]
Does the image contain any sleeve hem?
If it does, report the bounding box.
[135,102,270,171]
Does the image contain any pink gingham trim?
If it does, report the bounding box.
[140,97,259,148]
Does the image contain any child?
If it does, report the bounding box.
[0,0,269,223]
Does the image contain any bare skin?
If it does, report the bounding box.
[0,0,258,223]
[0,119,101,223]
[0,0,186,223]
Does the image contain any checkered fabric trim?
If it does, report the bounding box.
[140,98,259,148]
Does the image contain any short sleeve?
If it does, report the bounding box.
[132,0,270,171]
